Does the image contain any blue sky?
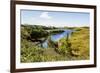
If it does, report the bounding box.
[21,10,90,27]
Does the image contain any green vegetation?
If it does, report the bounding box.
[70,27,90,60]
[21,24,90,62]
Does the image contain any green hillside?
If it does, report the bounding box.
[21,25,90,62]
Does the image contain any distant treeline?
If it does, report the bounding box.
[21,24,89,30]
[21,24,57,30]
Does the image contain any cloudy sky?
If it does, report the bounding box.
[21,10,90,27]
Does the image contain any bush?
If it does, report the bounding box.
[55,37,72,56]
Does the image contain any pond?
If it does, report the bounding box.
[42,29,74,48]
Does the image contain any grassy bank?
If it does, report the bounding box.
[21,25,89,62]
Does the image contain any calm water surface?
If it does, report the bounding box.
[42,29,74,48]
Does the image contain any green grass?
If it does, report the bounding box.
[21,25,90,62]
[69,27,90,60]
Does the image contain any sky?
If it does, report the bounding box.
[21,10,90,27]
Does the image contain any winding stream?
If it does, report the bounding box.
[42,29,74,48]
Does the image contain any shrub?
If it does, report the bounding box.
[56,37,72,55]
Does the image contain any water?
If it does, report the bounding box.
[42,40,48,48]
[50,30,73,42]
[42,29,74,48]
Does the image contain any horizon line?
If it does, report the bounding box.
[21,23,89,27]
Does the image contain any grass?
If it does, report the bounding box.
[69,27,90,60]
[21,25,90,62]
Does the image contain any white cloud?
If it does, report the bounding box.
[40,12,52,19]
